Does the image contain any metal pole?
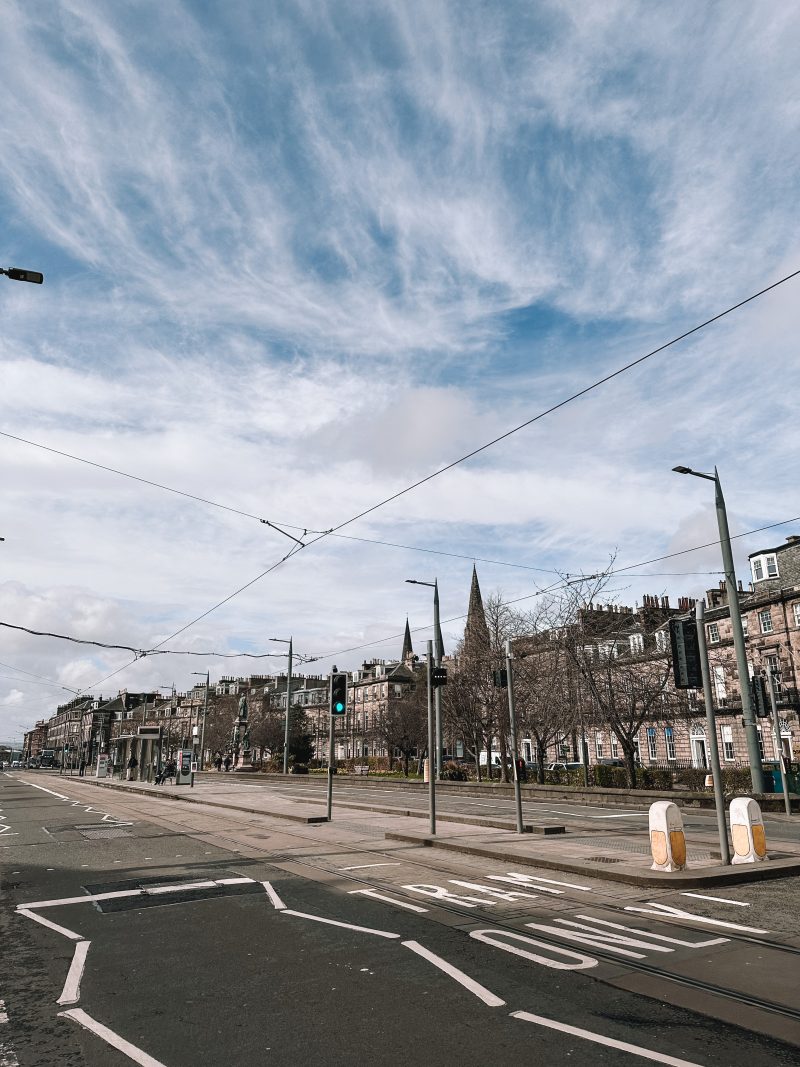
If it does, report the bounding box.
[434,581,443,777]
[505,639,524,833]
[199,671,209,773]
[326,673,335,821]
[767,670,792,816]
[714,469,765,793]
[696,600,730,865]
[426,640,436,835]
[283,638,293,775]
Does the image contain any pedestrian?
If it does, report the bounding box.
[126,753,138,781]
[224,755,232,772]
[214,755,223,772]
[79,758,86,777]
[515,756,528,783]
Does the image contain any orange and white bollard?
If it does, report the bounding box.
[730,797,768,864]
[649,800,687,872]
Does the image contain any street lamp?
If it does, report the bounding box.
[270,637,294,774]
[672,465,765,792]
[405,579,444,778]
[0,266,44,284]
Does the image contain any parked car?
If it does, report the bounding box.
[546,761,584,772]
[595,758,625,767]
[11,760,21,768]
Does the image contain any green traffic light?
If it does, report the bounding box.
[335,702,344,712]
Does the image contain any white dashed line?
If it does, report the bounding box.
[339,862,401,871]
[57,941,91,1005]
[17,908,84,941]
[401,941,505,1007]
[280,910,401,938]
[511,1010,703,1066]
[680,892,750,907]
[58,1008,167,1067]
[262,881,286,910]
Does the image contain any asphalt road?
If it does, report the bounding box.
[2,770,800,1066]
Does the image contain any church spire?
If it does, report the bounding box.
[463,564,490,657]
[400,617,414,664]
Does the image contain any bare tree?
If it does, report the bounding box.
[373,675,428,775]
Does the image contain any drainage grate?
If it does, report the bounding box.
[77,826,132,839]
[585,856,623,864]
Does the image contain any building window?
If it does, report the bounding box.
[741,616,748,636]
[713,666,727,707]
[757,725,764,760]
[629,634,644,654]
[647,727,657,760]
[664,727,676,761]
[766,555,778,578]
[655,630,668,652]
[707,623,720,643]
[595,732,604,759]
[721,725,735,761]
[793,603,800,628]
[758,609,773,634]
[610,734,619,758]
[752,558,764,582]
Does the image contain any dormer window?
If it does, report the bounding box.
[751,553,779,582]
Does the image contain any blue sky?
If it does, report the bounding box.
[2,1,800,740]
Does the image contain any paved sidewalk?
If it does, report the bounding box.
[57,772,800,889]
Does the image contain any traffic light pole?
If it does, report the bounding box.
[696,600,730,865]
[283,638,293,775]
[434,581,443,778]
[767,671,792,816]
[426,640,436,835]
[505,639,524,834]
[326,708,335,821]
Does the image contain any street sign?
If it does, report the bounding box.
[491,668,507,688]
[669,618,703,689]
[431,666,448,688]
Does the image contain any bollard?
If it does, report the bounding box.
[649,800,687,872]
[730,797,768,864]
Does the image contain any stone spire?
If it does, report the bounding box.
[400,617,414,664]
[463,564,490,657]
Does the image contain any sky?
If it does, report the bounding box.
[2,0,800,743]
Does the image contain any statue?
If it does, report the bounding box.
[238,693,248,721]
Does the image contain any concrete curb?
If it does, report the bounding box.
[384,828,800,887]
[61,776,329,825]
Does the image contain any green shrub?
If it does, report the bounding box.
[640,768,673,790]
[441,760,468,781]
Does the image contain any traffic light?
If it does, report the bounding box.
[492,668,508,688]
[431,666,448,688]
[330,672,347,715]
[751,674,770,718]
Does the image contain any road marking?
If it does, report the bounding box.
[624,902,768,934]
[281,910,400,938]
[58,1008,167,1067]
[0,1000,7,1024]
[0,1044,20,1067]
[57,941,91,1005]
[536,808,649,820]
[339,862,401,870]
[215,877,254,886]
[349,889,428,913]
[401,941,506,1007]
[572,915,728,950]
[680,892,750,907]
[262,881,286,910]
[471,929,598,970]
[17,908,83,941]
[19,889,144,910]
[146,881,217,895]
[19,781,69,801]
[489,873,588,892]
[511,1010,703,1065]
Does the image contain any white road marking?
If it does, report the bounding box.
[0,827,18,836]
[281,910,400,938]
[146,881,217,895]
[535,808,649,820]
[57,941,91,1005]
[624,902,768,934]
[401,941,506,1007]
[17,908,83,941]
[339,862,402,870]
[488,872,587,892]
[511,1010,703,1066]
[471,929,598,971]
[19,781,69,801]
[262,881,286,910]
[58,1008,167,1067]
[0,1044,20,1067]
[0,1000,7,1024]
[680,892,750,907]
[19,889,144,910]
[215,877,255,886]
[350,889,428,913]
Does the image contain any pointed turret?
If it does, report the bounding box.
[400,617,414,665]
[463,564,490,658]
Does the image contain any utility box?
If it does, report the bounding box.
[175,749,193,785]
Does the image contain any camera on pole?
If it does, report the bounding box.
[330,672,347,715]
